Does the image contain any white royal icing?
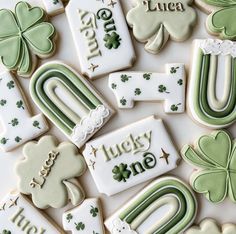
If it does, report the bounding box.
[111,218,137,234]
[42,0,64,16]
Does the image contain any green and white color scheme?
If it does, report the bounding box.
[109,64,186,113]
[63,198,105,234]
[188,39,236,128]
[0,70,48,152]
[0,1,56,77]
[42,0,64,16]
[126,0,197,54]
[30,61,114,148]
[16,135,86,209]
[182,130,236,204]
[65,0,135,79]
[0,191,64,233]
[186,219,236,234]
[105,176,197,234]
[83,116,180,196]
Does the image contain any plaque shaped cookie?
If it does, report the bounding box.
[63,198,105,234]
[126,0,197,54]
[0,1,57,77]
[109,63,186,113]
[16,135,87,209]
[65,0,135,79]
[0,191,65,233]
[105,177,197,234]
[188,39,236,128]
[83,116,180,196]
[30,61,115,148]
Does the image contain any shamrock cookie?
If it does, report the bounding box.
[105,176,197,234]
[16,135,86,209]
[181,130,236,203]
[109,63,186,113]
[196,0,236,40]
[83,116,180,196]
[63,198,105,234]
[186,219,236,234]
[188,39,236,128]
[0,1,57,77]
[0,191,65,233]
[126,0,197,54]
[0,71,48,152]
[65,0,135,79]
[42,0,64,16]
[30,61,115,148]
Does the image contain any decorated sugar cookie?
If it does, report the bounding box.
[83,116,180,196]
[105,176,197,233]
[0,71,48,152]
[16,135,86,209]
[0,191,65,233]
[188,39,236,128]
[181,130,236,203]
[42,0,64,16]
[65,0,135,79]
[0,1,57,77]
[186,219,236,234]
[63,198,105,234]
[30,61,114,148]
[126,0,197,54]
[109,63,186,113]
[195,0,236,40]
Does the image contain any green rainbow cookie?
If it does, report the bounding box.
[105,176,197,234]
[0,1,57,77]
[181,130,236,203]
[30,61,114,148]
[188,39,236,128]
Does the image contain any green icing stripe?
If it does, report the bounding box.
[119,179,196,234]
[193,49,236,126]
[30,63,101,135]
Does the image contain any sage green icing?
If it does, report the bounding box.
[202,0,236,7]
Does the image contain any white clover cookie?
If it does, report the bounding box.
[16,135,87,209]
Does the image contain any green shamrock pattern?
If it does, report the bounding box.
[171,104,181,112]
[112,163,131,182]
[7,81,15,89]
[111,83,117,89]
[158,85,170,94]
[16,100,24,109]
[53,0,60,4]
[121,74,131,82]
[33,121,41,129]
[177,79,183,86]
[90,206,99,217]
[170,67,179,74]
[75,222,85,231]
[2,230,11,234]
[143,73,152,80]
[104,32,121,49]
[120,97,127,106]
[134,88,141,96]
[66,213,73,223]
[8,118,19,127]
[182,130,236,203]
[0,2,56,76]
[0,100,7,106]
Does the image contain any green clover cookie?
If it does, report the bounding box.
[181,130,236,203]
[16,135,87,209]
[0,1,56,77]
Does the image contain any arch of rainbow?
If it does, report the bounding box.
[30,62,112,147]
[105,177,197,234]
[189,39,236,128]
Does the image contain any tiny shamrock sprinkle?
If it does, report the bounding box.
[9,118,19,126]
[158,85,170,93]
[16,100,24,109]
[134,88,141,95]
[111,83,117,89]
[170,67,179,74]
[143,73,152,80]
[15,136,22,143]
[0,138,9,145]
[0,99,7,106]
[121,74,131,82]
[104,32,121,49]
[66,213,73,223]
[33,121,41,129]
[171,103,181,111]
[75,222,85,231]
[90,206,99,217]
[112,163,131,182]
[120,97,127,106]
[7,81,15,89]
[53,0,59,4]
[2,230,11,234]
[177,79,183,85]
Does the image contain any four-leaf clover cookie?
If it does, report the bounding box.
[16,135,87,209]
[126,0,197,54]
[0,1,57,77]
[181,130,236,203]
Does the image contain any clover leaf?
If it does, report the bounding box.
[158,85,169,94]
[104,32,121,49]
[181,130,236,203]
[90,206,99,217]
[171,103,181,112]
[0,2,56,76]
[8,118,19,127]
[143,73,152,80]
[120,97,127,106]
[112,163,131,182]
[134,88,141,95]
[66,213,73,223]
[0,100,7,106]
[121,74,131,82]
[16,100,24,109]
[2,230,11,234]
[75,222,85,231]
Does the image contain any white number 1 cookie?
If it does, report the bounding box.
[109,64,186,113]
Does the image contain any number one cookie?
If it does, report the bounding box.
[30,61,114,148]
[0,71,48,152]
[109,64,186,113]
